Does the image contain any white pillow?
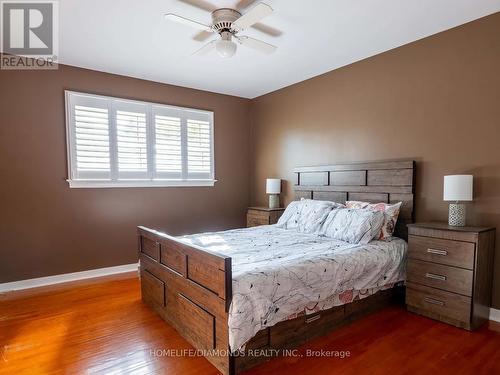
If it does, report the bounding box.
[276,199,344,233]
[297,199,343,233]
[320,208,385,244]
[276,200,303,230]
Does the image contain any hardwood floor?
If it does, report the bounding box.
[1,275,499,375]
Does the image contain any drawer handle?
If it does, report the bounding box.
[424,297,445,306]
[305,314,321,324]
[427,248,447,256]
[425,272,447,281]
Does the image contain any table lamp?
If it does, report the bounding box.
[266,178,281,209]
[443,175,473,226]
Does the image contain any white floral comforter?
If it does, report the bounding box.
[180,225,407,351]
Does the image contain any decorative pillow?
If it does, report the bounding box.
[345,201,402,241]
[320,208,385,244]
[276,199,344,233]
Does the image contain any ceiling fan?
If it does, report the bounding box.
[165,1,278,58]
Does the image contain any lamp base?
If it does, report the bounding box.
[269,194,280,209]
[449,203,466,226]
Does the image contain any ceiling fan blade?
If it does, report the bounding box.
[193,30,214,42]
[232,2,273,31]
[237,36,276,54]
[164,13,212,32]
[178,0,217,13]
[251,23,282,37]
[235,0,257,11]
[193,40,217,56]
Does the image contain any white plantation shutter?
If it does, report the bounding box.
[153,106,183,179]
[67,94,111,180]
[114,101,149,178]
[65,91,214,187]
[186,112,213,179]
[75,106,110,173]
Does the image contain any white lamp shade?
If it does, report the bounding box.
[266,178,281,194]
[443,175,473,201]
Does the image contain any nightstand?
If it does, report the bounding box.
[406,223,495,330]
[247,207,285,227]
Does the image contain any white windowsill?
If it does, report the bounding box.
[67,179,217,188]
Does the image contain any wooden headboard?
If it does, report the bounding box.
[293,160,416,240]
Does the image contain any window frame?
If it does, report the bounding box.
[65,90,216,188]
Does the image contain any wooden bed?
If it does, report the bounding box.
[138,159,415,374]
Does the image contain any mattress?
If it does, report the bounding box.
[180,224,407,351]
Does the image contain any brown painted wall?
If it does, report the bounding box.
[250,13,500,307]
[0,64,252,282]
[1,14,499,309]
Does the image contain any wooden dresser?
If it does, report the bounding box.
[247,207,284,227]
[406,223,495,330]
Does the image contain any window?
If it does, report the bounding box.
[65,91,215,187]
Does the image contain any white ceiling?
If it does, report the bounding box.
[59,0,500,98]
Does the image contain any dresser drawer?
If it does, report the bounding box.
[407,259,473,296]
[406,282,471,324]
[408,235,475,269]
[247,208,284,227]
[248,210,270,219]
[247,214,269,227]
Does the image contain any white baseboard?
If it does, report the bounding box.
[0,263,139,293]
[490,308,500,323]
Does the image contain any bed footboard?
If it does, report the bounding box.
[137,226,233,374]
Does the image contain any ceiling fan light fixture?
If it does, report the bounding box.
[164,3,278,58]
[215,38,237,58]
